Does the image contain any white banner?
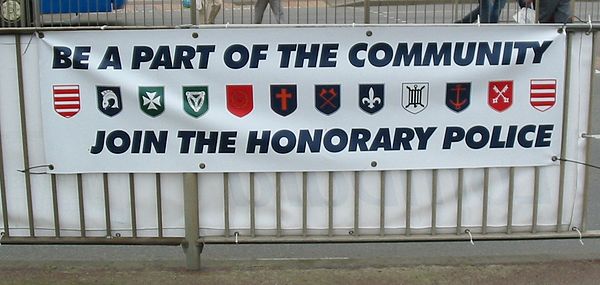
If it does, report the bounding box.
[37,26,566,173]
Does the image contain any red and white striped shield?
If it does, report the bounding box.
[530,79,557,112]
[53,84,80,118]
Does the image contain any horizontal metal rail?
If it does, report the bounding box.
[1,230,597,245]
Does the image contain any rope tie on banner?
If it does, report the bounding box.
[572,227,584,245]
[552,156,600,171]
[17,164,54,175]
[464,229,475,246]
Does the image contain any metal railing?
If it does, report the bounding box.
[0,18,598,270]
[1,0,600,28]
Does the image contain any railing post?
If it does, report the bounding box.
[364,0,370,24]
[182,173,201,270]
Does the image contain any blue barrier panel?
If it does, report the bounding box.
[40,0,127,14]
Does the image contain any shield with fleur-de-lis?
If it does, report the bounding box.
[359,84,384,114]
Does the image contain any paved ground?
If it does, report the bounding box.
[2,239,600,284]
[2,259,600,284]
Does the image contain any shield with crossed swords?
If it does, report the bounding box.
[315,85,340,115]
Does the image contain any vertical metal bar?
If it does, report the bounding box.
[456,169,463,235]
[77,174,85,237]
[431,169,437,235]
[302,172,307,237]
[379,171,385,237]
[0,116,9,236]
[15,35,34,237]
[482,168,489,235]
[183,173,200,270]
[532,167,540,234]
[156,174,163,238]
[353,171,359,236]
[507,167,515,234]
[364,0,370,24]
[557,32,573,233]
[129,173,137,238]
[250,172,255,238]
[191,0,197,24]
[51,174,60,237]
[224,173,230,238]
[276,172,282,237]
[581,31,596,232]
[103,173,112,237]
[328,171,333,237]
[405,170,411,236]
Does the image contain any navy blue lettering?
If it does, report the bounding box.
[415,127,436,150]
[369,128,392,151]
[52,46,72,69]
[392,128,415,150]
[298,129,322,153]
[142,131,167,153]
[195,131,218,153]
[106,130,130,154]
[173,45,196,69]
[278,44,296,68]
[196,45,215,69]
[132,46,154,69]
[349,129,371,152]
[349,43,367,67]
[90,130,106,154]
[131,130,142,153]
[518,125,536,148]
[535,125,553,147]
[490,125,506,148]
[465,126,489,149]
[250,44,268,68]
[272,130,297,154]
[454,42,476,66]
[476,42,502,66]
[443,127,464,149]
[150,46,173,69]
[224,44,249,69]
[98,46,122,69]
[247,130,270,153]
[320,44,338,67]
[323,129,348,153]
[393,43,422,66]
[295,44,319,68]
[72,46,91,69]
[219,131,237,153]
[178,131,195,153]
[423,42,452,66]
[368,43,393,67]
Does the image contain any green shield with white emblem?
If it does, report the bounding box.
[183,86,209,118]
[139,86,165,117]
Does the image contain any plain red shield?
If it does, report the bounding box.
[53,84,80,118]
[488,81,513,112]
[226,85,253,117]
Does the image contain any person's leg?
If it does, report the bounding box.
[489,0,507,23]
[552,0,572,23]
[254,0,269,24]
[456,6,480,23]
[538,0,560,23]
[207,0,221,24]
[268,0,287,24]
[480,0,492,23]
